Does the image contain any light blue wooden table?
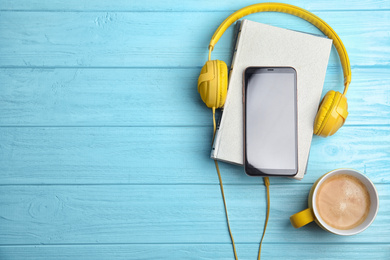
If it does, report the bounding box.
[0,0,389,259]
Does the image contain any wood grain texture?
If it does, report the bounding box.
[0,67,389,126]
[0,0,389,259]
[0,11,389,67]
[0,184,388,245]
[0,244,389,260]
[0,126,389,185]
[1,0,389,11]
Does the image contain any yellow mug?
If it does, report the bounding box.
[290,169,379,235]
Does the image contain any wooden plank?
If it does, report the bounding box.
[0,184,388,244]
[1,0,389,11]
[0,68,210,126]
[0,243,388,260]
[0,67,388,126]
[0,126,388,185]
[0,11,389,67]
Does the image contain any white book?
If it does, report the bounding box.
[210,20,332,180]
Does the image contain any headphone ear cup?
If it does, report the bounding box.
[216,60,228,108]
[314,90,348,137]
[198,60,228,108]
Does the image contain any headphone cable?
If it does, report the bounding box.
[212,108,270,260]
[212,108,239,260]
[258,176,270,260]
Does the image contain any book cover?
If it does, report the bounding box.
[210,19,332,180]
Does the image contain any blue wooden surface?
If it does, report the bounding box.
[0,0,389,259]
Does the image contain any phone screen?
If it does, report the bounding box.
[244,67,298,176]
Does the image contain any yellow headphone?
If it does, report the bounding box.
[198,2,351,137]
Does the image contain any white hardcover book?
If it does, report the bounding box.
[210,20,332,180]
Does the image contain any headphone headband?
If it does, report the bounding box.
[208,2,351,94]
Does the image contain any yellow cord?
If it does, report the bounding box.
[212,108,238,260]
[212,108,270,260]
[258,177,270,260]
[214,160,239,260]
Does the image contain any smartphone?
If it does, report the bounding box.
[243,67,298,177]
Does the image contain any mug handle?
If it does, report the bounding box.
[290,208,315,228]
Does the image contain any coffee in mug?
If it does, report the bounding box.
[290,169,379,235]
[316,174,370,230]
